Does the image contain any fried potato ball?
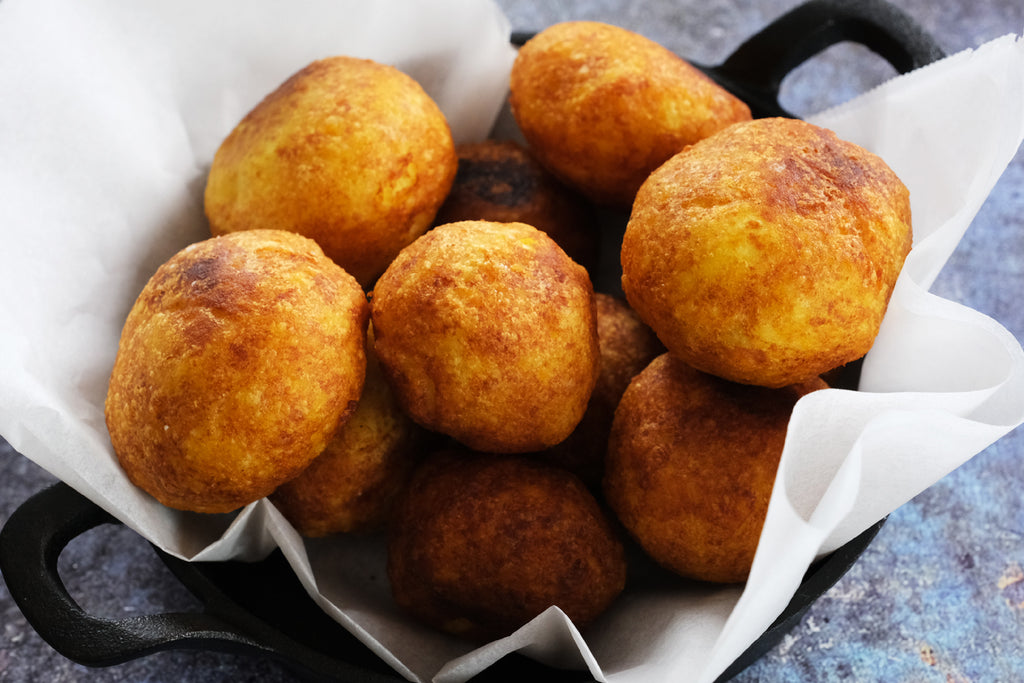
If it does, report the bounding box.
[433,139,599,271]
[604,354,827,583]
[537,293,663,486]
[621,117,913,388]
[388,451,627,641]
[370,220,600,453]
[204,56,457,288]
[270,327,423,536]
[105,230,369,514]
[509,21,751,207]
[591,293,667,412]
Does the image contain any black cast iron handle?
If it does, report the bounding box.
[708,0,945,116]
[0,482,268,665]
[0,482,407,682]
[0,483,401,682]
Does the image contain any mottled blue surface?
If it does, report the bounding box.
[2,1,1023,681]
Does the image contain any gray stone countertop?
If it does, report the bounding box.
[2,0,1023,681]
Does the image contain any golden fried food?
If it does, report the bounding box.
[537,293,663,486]
[592,293,667,410]
[270,327,422,536]
[604,354,827,583]
[433,139,598,271]
[204,56,457,288]
[388,451,626,641]
[371,220,600,453]
[621,117,913,388]
[105,230,369,513]
[509,21,751,207]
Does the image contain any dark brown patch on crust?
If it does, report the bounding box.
[452,156,538,208]
[434,140,599,271]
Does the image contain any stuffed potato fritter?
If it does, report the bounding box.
[105,230,369,513]
[537,293,663,486]
[621,117,912,387]
[433,139,598,271]
[204,56,457,288]
[510,21,751,207]
[388,452,626,641]
[370,220,600,453]
[604,354,827,583]
[270,327,422,536]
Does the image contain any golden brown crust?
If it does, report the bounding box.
[204,56,457,288]
[388,452,626,641]
[604,354,826,583]
[592,293,666,407]
[370,220,600,453]
[433,139,599,271]
[621,117,913,387]
[270,327,423,536]
[536,293,663,486]
[509,21,751,207]
[105,230,369,513]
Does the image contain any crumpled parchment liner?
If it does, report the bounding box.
[1,2,1023,682]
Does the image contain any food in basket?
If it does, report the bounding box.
[105,230,369,514]
[204,56,457,288]
[621,117,913,388]
[370,220,600,453]
[102,12,920,647]
[269,327,424,536]
[509,20,751,207]
[433,139,599,271]
[536,292,663,487]
[604,353,827,583]
[388,451,627,641]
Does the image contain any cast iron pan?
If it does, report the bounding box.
[1,0,944,680]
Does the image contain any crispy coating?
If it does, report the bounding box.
[622,117,913,388]
[604,354,827,583]
[592,293,666,410]
[204,56,457,288]
[270,327,423,536]
[105,230,369,514]
[433,139,599,271]
[509,21,751,207]
[370,220,600,453]
[537,293,663,486]
[388,451,626,641]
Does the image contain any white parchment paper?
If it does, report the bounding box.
[2,2,1023,682]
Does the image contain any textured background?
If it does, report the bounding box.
[3,0,1023,681]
